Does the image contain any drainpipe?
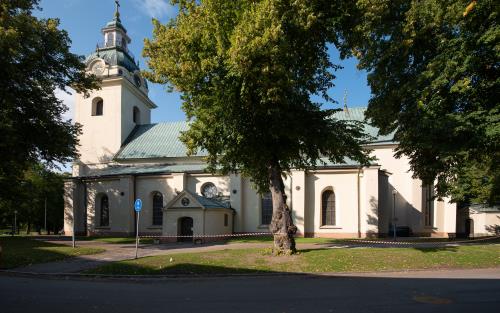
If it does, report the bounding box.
[357,167,362,238]
[232,209,236,234]
[83,179,88,236]
[202,208,206,242]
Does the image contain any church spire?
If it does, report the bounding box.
[343,89,349,115]
[101,0,131,51]
[114,0,121,22]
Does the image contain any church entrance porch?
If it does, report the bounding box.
[178,217,193,242]
[161,190,235,243]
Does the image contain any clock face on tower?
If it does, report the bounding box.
[91,61,105,75]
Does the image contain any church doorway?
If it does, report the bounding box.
[178,217,193,242]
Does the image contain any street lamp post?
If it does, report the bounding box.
[13,210,18,236]
[44,197,47,235]
[392,190,397,241]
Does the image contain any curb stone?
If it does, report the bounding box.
[2,266,500,282]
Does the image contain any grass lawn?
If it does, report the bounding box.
[86,244,500,275]
[0,237,105,269]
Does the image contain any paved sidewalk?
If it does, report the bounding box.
[333,267,500,279]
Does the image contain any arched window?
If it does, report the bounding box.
[92,98,103,116]
[133,106,140,124]
[261,192,272,225]
[321,189,336,226]
[106,33,114,47]
[152,192,163,226]
[100,195,109,227]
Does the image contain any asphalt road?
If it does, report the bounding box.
[1,272,499,313]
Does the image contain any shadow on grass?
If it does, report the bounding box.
[411,246,459,253]
[0,237,103,269]
[88,262,276,276]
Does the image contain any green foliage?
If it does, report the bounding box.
[0,163,68,234]
[143,0,371,192]
[0,0,99,203]
[332,0,499,204]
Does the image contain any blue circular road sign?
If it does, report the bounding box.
[134,199,142,212]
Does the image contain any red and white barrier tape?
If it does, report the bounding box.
[140,232,273,239]
[139,233,500,243]
[343,235,500,245]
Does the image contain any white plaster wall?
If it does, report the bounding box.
[205,210,234,235]
[135,176,175,233]
[75,77,153,168]
[241,177,261,232]
[121,81,152,139]
[470,212,500,236]
[86,179,130,234]
[377,172,391,235]
[240,175,292,233]
[371,146,415,229]
[360,168,379,236]
[75,80,123,165]
[371,145,456,236]
[305,170,359,236]
[186,175,230,197]
[291,170,306,235]
[63,180,85,235]
[229,173,243,232]
[163,209,203,236]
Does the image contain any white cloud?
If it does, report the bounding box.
[133,0,175,19]
[55,88,75,122]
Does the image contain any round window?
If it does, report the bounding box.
[181,197,190,206]
[201,183,217,199]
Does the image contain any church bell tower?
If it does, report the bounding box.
[73,1,157,176]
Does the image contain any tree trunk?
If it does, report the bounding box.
[269,163,297,255]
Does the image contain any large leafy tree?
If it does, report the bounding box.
[144,0,371,254]
[0,164,67,234]
[331,0,499,204]
[0,0,99,204]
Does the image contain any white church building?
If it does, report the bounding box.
[64,7,498,240]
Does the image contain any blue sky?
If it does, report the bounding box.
[36,0,371,123]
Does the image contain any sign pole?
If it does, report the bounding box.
[133,198,142,259]
[135,210,140,259]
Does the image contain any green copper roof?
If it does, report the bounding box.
[115,107,394,161]
[104,19,127,33]
[332,108,395,143]
[184,190,231,209]
[86,48,139,73]
[115,122,204,160]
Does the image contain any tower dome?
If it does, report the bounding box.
[84,0,146,92]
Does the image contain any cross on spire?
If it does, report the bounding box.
[343,89,349,115]
[114,0,121,21]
